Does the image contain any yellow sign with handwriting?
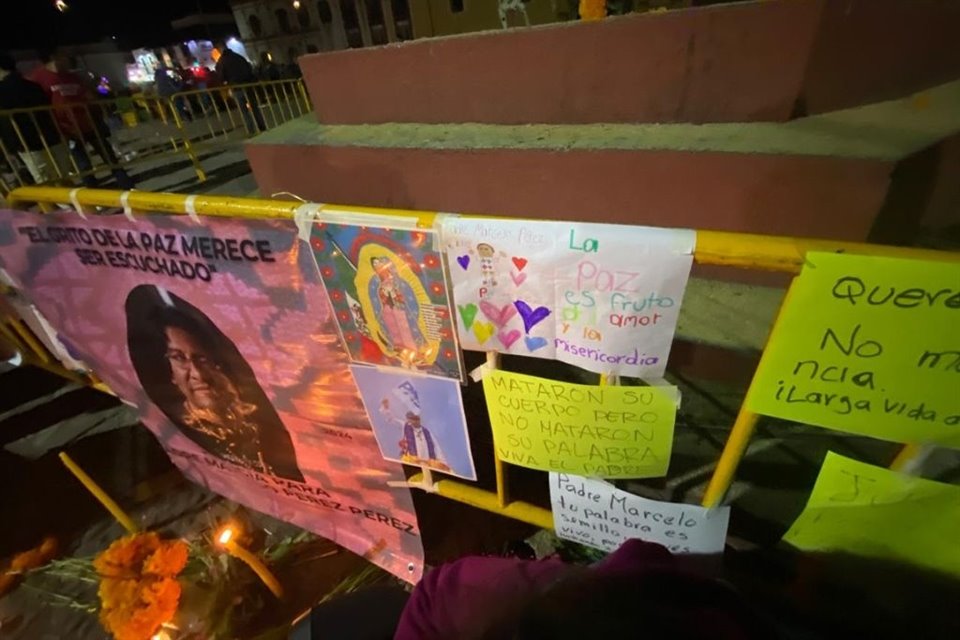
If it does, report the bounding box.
[784,452,960,576]
[483,369,678,478]
[747,253,960,447]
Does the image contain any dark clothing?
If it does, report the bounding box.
[395,540,759,640]
[70,130,135,190]
[215,49,256,85]
[232,87,266,133]
[0,72,59,152]
[28,66,135,188]
[154,67,183,98]
[215,51,265,133]
[178,414,305,483]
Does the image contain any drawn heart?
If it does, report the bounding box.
[456,255,470,270]
[458,303,478,330]
[498,329,521,349]
[510,271,527,287]
[479,300,518,327]
[514,300,551,334]
[473,321,495,344]
[524,335,548,352]
[512,257,528,271]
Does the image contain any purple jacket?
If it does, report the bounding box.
[395,540,676,640]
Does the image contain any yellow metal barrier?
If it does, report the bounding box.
[0,80,310,197]
[5,185,959,529]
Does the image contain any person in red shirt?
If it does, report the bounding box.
[29,49,133,189]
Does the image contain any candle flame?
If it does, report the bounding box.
[218,527,234,545]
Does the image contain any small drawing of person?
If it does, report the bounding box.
[368,256,426,356]
[379,381,450,472]
[476,243,499,289]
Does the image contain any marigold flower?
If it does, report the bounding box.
[93,533,188,640]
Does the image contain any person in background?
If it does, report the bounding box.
[29,49,134,189]
[0,51,71,184]
[214,42,265,133]
[154,64,190,122]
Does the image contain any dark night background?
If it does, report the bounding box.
[7,0,233,50]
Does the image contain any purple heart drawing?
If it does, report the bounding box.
[498,329,521,349]
[456,255,470,270]
[514,300,551,334]
[524,335,548,352]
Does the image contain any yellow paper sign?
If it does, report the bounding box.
[482,369,678,478]
[747,252,960,447]
[784,452,960,576]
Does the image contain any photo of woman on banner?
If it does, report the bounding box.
[125,284,304,482]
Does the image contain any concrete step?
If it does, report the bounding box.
[246,80,960,243]
[299,0,960,125]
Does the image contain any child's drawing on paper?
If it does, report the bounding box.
[350,365,477,481]
[311,222,463,380]
[442,219,558,356]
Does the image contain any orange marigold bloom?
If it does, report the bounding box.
[580,0,606,21]
[93,534,188,640]
[143,540,188,577]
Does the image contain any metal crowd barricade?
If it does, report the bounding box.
[4,186,958,530]
[0,80,311,197]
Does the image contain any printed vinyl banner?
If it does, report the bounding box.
[442,218,695,378]
[0,210,424,582]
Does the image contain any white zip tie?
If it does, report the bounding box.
[68,188,87,219]
[184,195,200,223]
[119,190,135,222]
[430,212,458,250]
[294,202,325,241]
[468,362,491,382]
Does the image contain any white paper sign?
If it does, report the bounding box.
[441,218,694,378]
[549,472,729,555]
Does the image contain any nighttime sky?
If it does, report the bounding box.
[7,0,233,51]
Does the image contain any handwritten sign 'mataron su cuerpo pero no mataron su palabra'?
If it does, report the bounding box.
[484,369,679,479]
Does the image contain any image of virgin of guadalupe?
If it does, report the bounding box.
[125,285,304,482]
[366,255,426,357]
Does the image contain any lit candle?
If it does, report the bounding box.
[59,452,138,534]
[217,527,284,598]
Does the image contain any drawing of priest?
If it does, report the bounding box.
[379,380,450,472]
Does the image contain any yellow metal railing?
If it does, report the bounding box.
[0,79,309,197]
[4,186,958,529]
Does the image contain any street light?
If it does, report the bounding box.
[292,1,301,9]
[54,0,69,12]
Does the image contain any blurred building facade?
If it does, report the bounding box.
[229,0,582,63]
